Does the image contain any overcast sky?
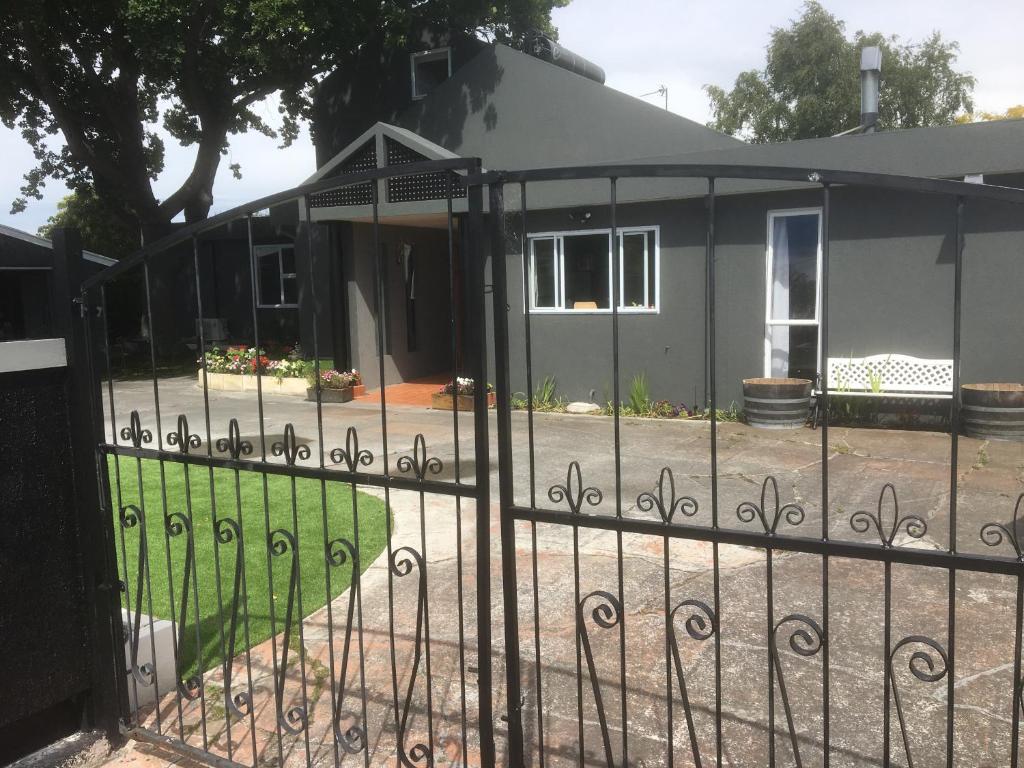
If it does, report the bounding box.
[2,0,1022,233]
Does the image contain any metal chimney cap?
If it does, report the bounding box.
[860,46,882,72]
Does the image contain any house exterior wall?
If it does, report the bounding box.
[498,185,1024,408]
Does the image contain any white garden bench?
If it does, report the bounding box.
[812,354,953,426]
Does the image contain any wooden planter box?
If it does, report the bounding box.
[200,371,308,396]
[431,391,496,411]
[307,386,355,403]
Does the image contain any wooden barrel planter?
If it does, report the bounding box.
[743,378,812,429]
[962,383,1024,441]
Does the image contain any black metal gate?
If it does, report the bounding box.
[83,160,1024,767]
[483,165,1024,768]
[82,159,497,767]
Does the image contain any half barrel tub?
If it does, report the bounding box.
[961,383,1024,441]
[743,378,813,429]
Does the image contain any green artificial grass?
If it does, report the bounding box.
[109,457,389,678]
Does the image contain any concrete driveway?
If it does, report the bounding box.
[102,376,1024,767]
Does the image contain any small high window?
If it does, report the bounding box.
[255,244,298,308]
[528,227,659,313]
[411,48,451,99]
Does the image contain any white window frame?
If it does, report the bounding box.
[525,226,660,314]
[763,207,823,378]
[410,47,452,100]
[254,244,298,309]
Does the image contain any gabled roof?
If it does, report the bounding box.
[0,223,116,266]
[392,43,742,169]
[304,122,459,184]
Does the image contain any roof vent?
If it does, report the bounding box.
[860,46,882,133]
[524,33,606,85]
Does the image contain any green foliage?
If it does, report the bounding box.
[957,105,1024,123]
[2,0,567,232]
[628,372,652,413]
[511,374,567,412]
[111,458,389,675]
[38,189,140,259]
[705,1,974,141]
[690,402,744,422]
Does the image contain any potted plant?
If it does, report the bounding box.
[742,377,813,429]
[961,383,1024,441]
[307,369,364,403]
[432,377,496,411]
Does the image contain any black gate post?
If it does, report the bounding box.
[466,162,498,766]
[486,179,526,764]
[51,228,129,741]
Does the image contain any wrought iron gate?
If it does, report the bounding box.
[482,165,1024,768]
[83,159,497,767]
[84,160,1024,767]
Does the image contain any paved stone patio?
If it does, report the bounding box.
[97,377,1024,767]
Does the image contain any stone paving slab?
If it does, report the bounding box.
[98,378,1024,767]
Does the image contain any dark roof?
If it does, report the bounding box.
[624,117,1024,179]
[394,43,742,169]
[0,224,115,266]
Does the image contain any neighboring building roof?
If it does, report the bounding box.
[391,42,743,169]
[0,223,116,266]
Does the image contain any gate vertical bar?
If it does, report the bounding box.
[469,163,498,766]
[706,177,723,767]
[608,177,629,768]
[491,176,524,763]
[947,196,965,767]
[820,183,831,768]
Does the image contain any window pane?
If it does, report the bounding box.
[280,247,296,275]
[563,233,610,309]
[621,233,647,308]
[768,324,818,381]
[770,214,819,320]
[647,246,656,308]
[259,253,281,305]
[282,275,298,305]
[532,239,557,308]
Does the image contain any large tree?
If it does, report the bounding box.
[705,1,975,142]
[2,1,565,243]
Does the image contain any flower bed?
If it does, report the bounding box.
[198,346,362,401]
[432,378,496,411]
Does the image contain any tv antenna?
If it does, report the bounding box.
[638,85,668,110]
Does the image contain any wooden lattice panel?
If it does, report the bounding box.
[827,354,954,394]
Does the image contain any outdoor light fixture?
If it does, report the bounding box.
[569,209,592,223]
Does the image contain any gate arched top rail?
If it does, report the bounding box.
[470,163,1024,206]
[86,157,1024,291]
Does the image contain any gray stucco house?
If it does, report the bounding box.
[296,36,1024,407]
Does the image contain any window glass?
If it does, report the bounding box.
[259,252,281,306]
[532,238,557,308]
[280,247,296,275]
[768,324,818,380]
[770,213,819,320]
[621,232,647,308]
[412,50,450,98]
[282,275,298,305]
[563,233,610,309]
